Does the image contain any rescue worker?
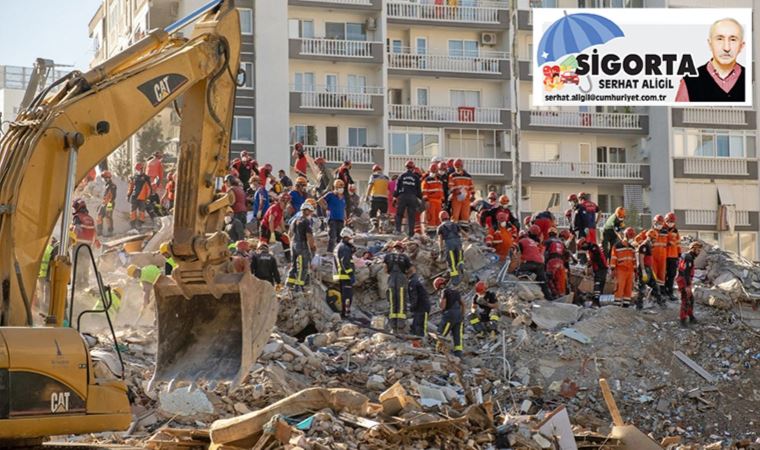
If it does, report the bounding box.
[251,175,270,228]
[159,242,177,276]
[448,159,473,225]
[567,193,580,238]
[318,179,347,252]
[437,210,465,285]
[224,209,246,242]
[315,157,334,196]
[489,211,515,263]
[421,163,444,233]
[238,150,254,190]
[278,169,293,190]
[434,277,465,358]
[610,227,637,306]
[394,160,422,237]
[161,171,175,211]
[92,287,123,317]
[37,237,59,312]
[384,240,412,331]
[470,281,499,337]
[127,162,152,229]
[251,242,281,287]
[287,202,317,292]
[336,160,355,219]
[96,170,117,236]
[292,143,308,178]
[637,228,664,308]
[146,152,164,192]
[578,192,600,243]
[333,228,356,318]
[676,241,703,327]
[226,175,248,225]
[347,184,362,219]
[602,207,626,260]
[366,164,390,233]
[290,176,309,213]
[438,162,450,213]
[126,263,162,323]
[408,266,430,338]
[664,212,681,301]
[517,225,553,300]
[71,198,98,288]
[544,227,569,298]
[532,210,556,240]
[260,192,291,259]
[578,238,608,307]
[483,195,520,232]
[652,214,668,293]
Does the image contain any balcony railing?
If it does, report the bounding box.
[529,161,643,179]
[682,108,747,126]
[299,145,377,164]
[387,1,503,23]
[293,85,382,110]
[389,104,503,124]
[529,110,643,130]
[684,209,751,226]
[387,51,505,74]
[682,157,749,176]
[298,38,376,58]
[388,155,506,176]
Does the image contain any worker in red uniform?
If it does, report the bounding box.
[336,160,355,220]
[676,241,703,327]
[238,151,254,190]
[544,227,568,298]
[128,162,152,229]
[610,227,637,306]
[578,192,600,243]
[448,159,473,225]
[651,214,668,292]
[96,170,117,236]
[161,171,176,211]
[260,193,291,259]
[637,228,663,308]
[226,175,248,225]
[578,238,608,307]
[664,212,681,302]
[532,210,556,240]
[482,195,519,232]
[292,142,309,178]
[489,211,515,263]
[421,163,444,233]
[566,193,580,239]
[146,152,164,192]
[518,225,553,300]
[71,198,99,288]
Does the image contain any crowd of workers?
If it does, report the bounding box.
[53,146,705,354]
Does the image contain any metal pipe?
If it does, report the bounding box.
[59,132,83,251]
[165,0,224,34]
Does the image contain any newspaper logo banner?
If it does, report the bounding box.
[532,9,752,106]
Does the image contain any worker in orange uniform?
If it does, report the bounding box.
[610,227,637,306]
[161,171,176,211]
[146,152,164,192]
[489,211,515,263]
[128,162,153,229]
[651,214,668,291]
[663,212,680,302]
[96,170,117,236]
[421,163,444,233]
[544,227,569,297]
[448,159,473,226]
[71,198,99,289]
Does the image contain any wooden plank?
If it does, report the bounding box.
[672,351,716,383]
[598,378,625,427]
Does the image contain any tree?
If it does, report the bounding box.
[135,118,168,164]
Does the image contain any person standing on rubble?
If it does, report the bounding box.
[578,192,600,243]
[292,143,309,179]
[578,238,608,307]
[315,157,333,196]
[544,227,569,298]
[226,175,248,226]
[434,277,465,358]
[489,211,516,263]
[437,162,450,215]
[437,211,465,285]
[250,242,281,288]
[159,242,177,276]
[127,162,152,229]
[260,193,291,260]
[637,229,664,308]
[448,159,473,226]
[610,227,637,307]
[250,175,269,229]
[161,172,175,212]
[422,163,444,234]
[676,241,702,327]
[238,151,254,190]
[651,214,668,296]
[469,281,499,338]
[336,161,355,219]
[384,240,412,332]
[602,207,627,259]
[290,176,309,213]
[96,171,117,237]
[664,212,681,302]
[366,164,390,233]
[333,228,356,318]
[408,265,430,338]
[394,160,422,237]
[483,195,519,233]
[319,179,347,252]
[126,263,162,323]
[146,152,164,193]
[287,202,317,292]
[566,193,580,238]
[517,225,553,300]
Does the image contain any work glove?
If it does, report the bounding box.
[257,211,262,220]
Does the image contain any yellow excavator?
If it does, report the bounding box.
[0,0,277,442]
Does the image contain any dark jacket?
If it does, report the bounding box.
[394,170,422,198]
[408,274,430,313]
[684,63,745,102]
[251,250,280,284]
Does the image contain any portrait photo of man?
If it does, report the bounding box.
[676,18,746,102]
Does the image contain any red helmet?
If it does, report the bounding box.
[315,157,326,165]
[236,240,251,252]
[529,224,541,236]
[578,192,588,200]
[447,159,455,168]
[453,158,464,169]
[135,162,144,172]
[438,162,448,171]
[664,212,676,224]
[372,164,382,172]
[428,163,437,173]
[523,215,532,227]
[101,170,112,179]
[240,150,249,158]
[439,210,450,221]
[624,227,636,239]
[167,172,175,181]
[231,158,242,169]
[564,208,572,218]
[72,198,87,212]
[567,193,578,202]
[496,212,509,223]
[488,191,498,201]
[294,143,303,151]
[653,214,665,224]
[499,195,509,206]
[264,163,272,172]
[405,159,416,169]
[559,229,572,240]
[433,277,447,290]
[475,281,486,294]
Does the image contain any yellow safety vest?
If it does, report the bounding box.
[39,244,54,278]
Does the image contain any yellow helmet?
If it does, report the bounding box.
[112,287,124,298]
[127,264,138,278]
[160,242,171,255]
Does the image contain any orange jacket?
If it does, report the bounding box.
[421,174,443,201]
[610,242,636,271]
[448,170,473,202]
[147,157,164,186]
[653,228,669,255]
[666,226,680,258]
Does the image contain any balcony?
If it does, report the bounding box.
[522,110,648,134]
[388,155,508,176]
[389,104,509,128]
[526,161,648,184]
[387,50,509,79]
[298,145,380,165]
[289,38,384,63]
[387,1,509,29]
[289,0,380,9]
[290,86,384,115]
[673,157,757,180]
[683,209,751,227]
[672,108,755,130]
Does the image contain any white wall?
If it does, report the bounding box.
[289,114,383,147]
[0,88,25,132]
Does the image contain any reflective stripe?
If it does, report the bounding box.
[454,323,464,351]
[448,250,459,276]
[423,312,428,335]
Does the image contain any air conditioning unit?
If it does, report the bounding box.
[480,32,497,46]
[365,17,377,31]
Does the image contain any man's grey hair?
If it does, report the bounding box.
[709,18,744,41]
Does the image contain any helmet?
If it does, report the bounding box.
[567,193,578,203]
[559,229,572,240]
[279,192,291,202]
[135,162,144,172]
[405,159,416,169]
[653,214,665,224]
[439,210,450,221]
[334,179,345,188]
[499,195,509,206]
[167,172,175,181]
[578,192,589,200]
[257,241,269,250]
[433,277,447,290]
[101,170,112,179]
[72,198,87,212]
[453,158,464,169]
[340,228,354,238]
[159,242,171,255]
[438,162,448,171]
[315,157,326,165]
[301,201,315,212]
[224,174,235,184]
[564,208,572,219]
[688,241,703,251]
[240,150,249,158]
[548,227,558,236]
[488,191,498,201]
[615,207,626,218]
[518,230,528,239]
[523,215,532,227]
[485,235,494,245]
[372,164,382,172]
[475,281,486,295]
[127,264,138,278]
[664,212,676,224]
[294,143,303,151]
[343,160,352,166]
[624,227,636,239]
[112,287,124,299]
[529,224,541,236]
[428,163,437,173]
[496,212,509,223]
[646,229,658,239]
[306,198,318,208]
[236,240,251,252]
[231,158,242,168]
[577,238,587,249]
[447,159,455,168]
[295,176,307,185]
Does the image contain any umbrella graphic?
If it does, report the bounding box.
[536,12,624,65]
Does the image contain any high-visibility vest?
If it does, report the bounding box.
[140,265,162,285]
[39,244,54,278]
[93,291,122,315]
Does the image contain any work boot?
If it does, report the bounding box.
[635,299,643,310]
[680,318,688,328]
[453,350,463,358]
[689,315,698,324]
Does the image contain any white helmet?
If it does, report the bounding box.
[431,156,442,163]
[340,228,354,238]
[300,202,315,212]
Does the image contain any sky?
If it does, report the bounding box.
[0,0,103,70]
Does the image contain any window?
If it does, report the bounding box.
[326,127,338,146]
[416,38,427,55]
[450,90,480,107]
[698,232,719,248]
[232,116,253,143]
[390,39,403,53]
[448,40,479,58]
[597,194,624,213]
[239,8,253,35]
[294,72,315,91]
[388,127,440,156]
[446,129,500,158]
[325,74,338,92]
[528,142,560,161]
[597,146,627,163]
[238,62,253,89]
[301,20,314,38]
[673,128,755,158]
[349,128,367,147]
[326,22,345,40]
[292,125,317,145]
[416,88,429,106]
[346,23,366,41]
[347,75,366,93]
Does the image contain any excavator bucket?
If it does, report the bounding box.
[150,271,278,387]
